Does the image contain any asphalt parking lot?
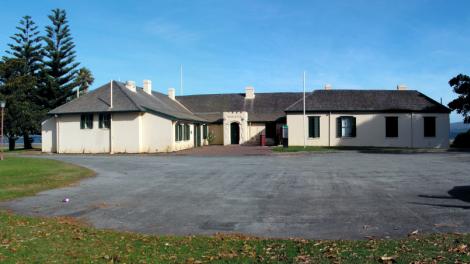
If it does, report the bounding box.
[2,151,470,239]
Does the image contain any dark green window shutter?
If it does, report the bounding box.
[336,117,342,137]
[351,117,356,137]
[314,117,320,137]
[308,116,320,138]
[203,125,207,139]
[99,114,103,129]
[175,123,178,141]
[185,124,189,140]
[179,125,183,141]
[88,114,93,129]
[308,117,314,138]
[105,114,111,129]
[80,115,85,129]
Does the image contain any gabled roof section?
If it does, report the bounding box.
[285,89,451,113]
[49,81,206,122]
[176,92,304,122]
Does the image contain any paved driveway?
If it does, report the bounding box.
[2,152,470,239]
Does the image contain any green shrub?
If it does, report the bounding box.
[452,129,470,148]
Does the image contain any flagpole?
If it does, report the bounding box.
[303,71,306,149]
[180,64,183,96]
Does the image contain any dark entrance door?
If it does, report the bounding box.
[230,122,239,144]
[194,124,201,147]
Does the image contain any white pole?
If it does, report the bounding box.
[77,87,79,98]
[303,71,306,149]
[109,80,114,154]
[180,64,183,96]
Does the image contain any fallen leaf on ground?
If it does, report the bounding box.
[379,255,397,263]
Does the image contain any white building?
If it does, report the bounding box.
[42,81,450,153]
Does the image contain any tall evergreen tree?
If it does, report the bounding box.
[5,15,43,149]
[0,58,43,150]
[6,16,43,75]
[41,8,79,109]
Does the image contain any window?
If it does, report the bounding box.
[99,113,111,129]
[424,116,436,137]
[336,116,356,137]
[308,116,320,138]
[385,116,398,137]
[80,114,93,129]
[203,124,208,139]
[184,124,190,140]
[175,122,183,141]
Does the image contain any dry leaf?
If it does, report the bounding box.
[380,255,397,263]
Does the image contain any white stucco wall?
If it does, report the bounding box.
[41,112,209,153]
[287,113,449,148]
[411,113,450,148]
[247,123,265,144]
[141,113,173,152]
[111,112,141,153]
[41,117,56,153]
[56,114,111,153]
[171,122,195,151]
[223,112,249,145]
[287,113,330,147]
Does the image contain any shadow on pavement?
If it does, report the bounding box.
[414,186,470,209]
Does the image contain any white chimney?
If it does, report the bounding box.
[143,80,152,95]
[324,84,332,90]
[168,87,176,100]
[125,80,136,92]
[245,86,255,99]
[397,84,408,91]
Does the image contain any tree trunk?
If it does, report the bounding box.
[8,137,15,151]
[23,132,32,149]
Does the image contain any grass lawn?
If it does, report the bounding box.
[1,157,470,263]
[0,156,94,201]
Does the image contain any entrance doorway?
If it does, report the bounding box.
[230,122,240,144]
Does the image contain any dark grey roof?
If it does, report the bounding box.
[176,92,304,122]
[285,90,451,113]
[49,81,206,122]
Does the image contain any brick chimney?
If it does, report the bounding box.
[168,87,176,100]
[125,80,136,92]
[397,84,408,91]
[143,80,152,95]
[245,86,255,99]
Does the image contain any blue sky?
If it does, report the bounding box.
[1,0,469,122]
